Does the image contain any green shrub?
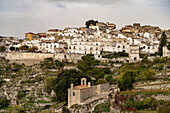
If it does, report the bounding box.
[102,68,111,74]
[17,90,27,99]
[118,71,135,91]
[124,97,160,110]
[0,97,10,109]
[158,101,170,113]
[62,107,70,113]
[93,102,111,113]
[95,79,106,85]
[0,80,6,87]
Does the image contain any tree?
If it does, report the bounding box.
[0,97,10,108]
[55,60,64,69]
[167,42,170,51]
[85,19,98,28]
[77,54,100,73]
[158,101,170,113]
[44,69,90,102]
[40,58,55,69]
[54,69,89,102]
[118,71,135,91]
[28,46,38,52]
[62,107,70,113]
[19,45,29,51]
[158,32,167,56]
[16,47,19,51]
[0,46,6,52]
[88,68,105,80]
[141,56,150,63]
[9,46,15,51]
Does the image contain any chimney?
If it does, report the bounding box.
[88,82,91,87]
[71,83,74,90]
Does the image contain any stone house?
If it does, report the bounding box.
[129,44,140,61]
[68,78,109,108]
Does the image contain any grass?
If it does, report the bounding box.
[93,102,111,113]
[36,100,50,103]
[136,81,170,87]
[120,89,170,96]
[51,102,67,109]
[137,110,158,113]
[37,93,44,96]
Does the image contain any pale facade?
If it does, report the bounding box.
[68,78,109,108]
[163,46,170,57]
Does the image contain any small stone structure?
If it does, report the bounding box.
[163,46,170,57]
[68,78,109,108]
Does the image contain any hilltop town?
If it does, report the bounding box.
[0,20,170,64]
[0,20,170,113]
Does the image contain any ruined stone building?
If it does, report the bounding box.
[68,78,109,108]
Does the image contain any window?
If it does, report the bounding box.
[96,47,98,50]
[123,46,125,49]
[73,92,75,96]
[74,46,76,49]
[119,40,121,43]
[90,47,93,50]
[117,46,120,48]
[96,43,98,45]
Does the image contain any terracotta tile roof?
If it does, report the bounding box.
[73,85,90,90]
[25,32,35,35]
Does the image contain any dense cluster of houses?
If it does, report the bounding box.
[1,21,170,60]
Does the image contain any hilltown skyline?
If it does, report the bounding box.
[0,0,170,38]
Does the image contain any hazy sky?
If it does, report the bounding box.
[0,0,170,38]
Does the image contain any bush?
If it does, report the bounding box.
[0,46,6,52]
[102,68,111,74]
[105,75,113,82]
[124,97,160,110]
[118,71,135,91]
[88,68,105,79]
[158,101,170,113]
[28,46,38,52]
[9,46,15,51]
[62,107,70,113]
[17,90,27,99]
[141,56,150,63]
[0,80,6,87]
[95,79,106,85]
[167,42,170,51]
[93,102,111,113]
[0,97,10,109]
[19,45,29,51]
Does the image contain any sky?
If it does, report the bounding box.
[0,0,170,38]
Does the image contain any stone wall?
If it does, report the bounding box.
[3,52,138,65]
[5,52,83,65]
[80,88,92,102]
[96,83,109,94]
[68,88,81,108]
[6,53,54,60]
